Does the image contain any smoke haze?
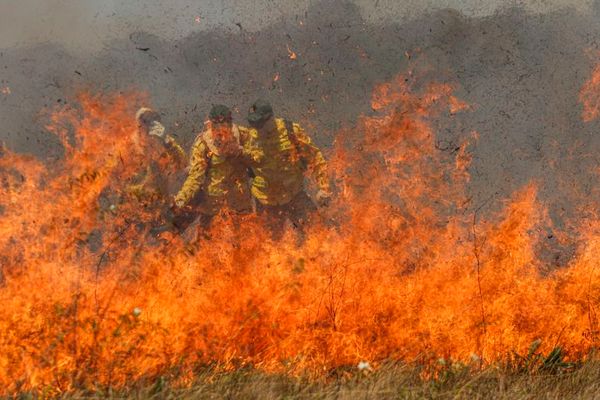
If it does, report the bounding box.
[1,0,599,254]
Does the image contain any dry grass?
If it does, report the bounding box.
[28,359,600,399]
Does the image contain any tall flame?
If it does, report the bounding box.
[580,56,600,122]
[0,72,599,394]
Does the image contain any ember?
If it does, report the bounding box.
[287,45,297,60]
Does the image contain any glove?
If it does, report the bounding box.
[148,121,167,140]
[174,197,186,209]
[315,190,331,207]
[135,107,163,136]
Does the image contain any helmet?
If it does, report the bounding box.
[135,107,161,126]
[247,99,273,128]
[208,104,232,123]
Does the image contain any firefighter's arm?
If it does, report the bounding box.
[139,111,187,167]
[163,135,187,167]
[293,123,330,195]
[174,139,208,207]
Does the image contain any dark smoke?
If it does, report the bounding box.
[1,1,599,263]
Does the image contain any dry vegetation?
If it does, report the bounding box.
[27,357,600,399]
[151,364,600,400]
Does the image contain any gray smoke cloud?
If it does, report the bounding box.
[0,0,592,51]
[1,0,599,266]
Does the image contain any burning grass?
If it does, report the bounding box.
[1,69,600,396]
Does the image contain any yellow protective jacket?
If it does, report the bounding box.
[175,123,258,215]
[249,118,329,206]
[126,134,186,204]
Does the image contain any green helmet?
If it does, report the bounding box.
[247,99,273,128]
[209,104,232,123]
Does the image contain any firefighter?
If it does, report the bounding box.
[173,104,259,241]
[119,107,187,239]
[127,107,187,205]
[246,99,331,239]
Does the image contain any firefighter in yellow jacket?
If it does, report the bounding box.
[128,107,187,205]
[174,105,258,235]
[246,99,331,238]
[117,107,187,241]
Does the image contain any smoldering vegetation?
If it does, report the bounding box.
[1,1,599,245]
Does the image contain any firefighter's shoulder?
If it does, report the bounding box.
[237,124,259,141]
[190,132,209,154]
[290,121,313,143]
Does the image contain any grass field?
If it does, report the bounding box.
[31,358,600,399]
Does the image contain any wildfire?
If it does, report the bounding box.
[0,70,599,395]
[1,86,10,95]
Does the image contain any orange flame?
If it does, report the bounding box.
[0,73,598,395]
[580,61,600,122]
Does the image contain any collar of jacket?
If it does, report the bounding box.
[258,118,287,143]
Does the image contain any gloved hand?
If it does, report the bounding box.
[147,121,167,140]
[136,107,164,137]
[174,197,186,209]
[315,190,331,207]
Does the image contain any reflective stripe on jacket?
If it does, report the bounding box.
[175,123,257,214]
[250,118,329,206]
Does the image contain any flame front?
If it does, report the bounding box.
[0,73,599,394]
